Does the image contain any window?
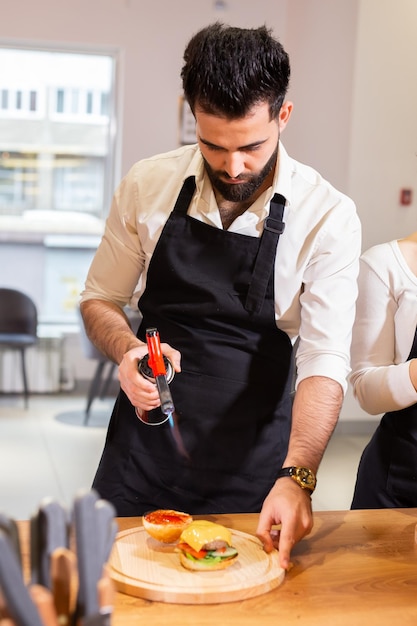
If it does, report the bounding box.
[53,155,104,212]
[0,47,117,226]
[56,89,65,113]
[86,92,93,114]
[29,91,37,112]
[15,90,22,109]
[1,89,8,109]
[0,152,38,211]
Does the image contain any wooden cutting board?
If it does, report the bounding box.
[108,526,285,604]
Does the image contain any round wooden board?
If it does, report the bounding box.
[108,526,285,604]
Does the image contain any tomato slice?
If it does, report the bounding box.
[177,542,208,559]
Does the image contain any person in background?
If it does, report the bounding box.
[80,23,361,569]
[350,230,417,508]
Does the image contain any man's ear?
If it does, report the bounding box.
[278,101,293,131]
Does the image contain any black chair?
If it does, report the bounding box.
[77,308,116,425]
[0,288,38,408]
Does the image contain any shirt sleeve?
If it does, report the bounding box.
[80,169,146,309]
[294,200,361,394]
[350,252,417,414]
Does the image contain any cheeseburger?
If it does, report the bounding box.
[176,520,238,571]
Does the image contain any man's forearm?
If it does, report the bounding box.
[283,376,343,472]
[80,299,144,364]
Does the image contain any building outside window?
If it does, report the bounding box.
[0,47,117,225]
[0,46,118,325]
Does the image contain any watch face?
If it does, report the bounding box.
[294,467,316,490]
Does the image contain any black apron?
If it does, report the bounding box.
[93,177,294,516]
[351,326,417,508]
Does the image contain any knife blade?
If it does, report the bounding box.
[30,512,41,585]
[0,530,44,626]
[73,489,101,618]
[81,615,110,626]
[0,514,22,570]
[36,498,70,589]
[94,499,117,566]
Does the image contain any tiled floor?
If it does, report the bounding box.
[0,392,376,520]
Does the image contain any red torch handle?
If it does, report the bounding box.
[145,328,167,378]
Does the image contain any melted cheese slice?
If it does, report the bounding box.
[179,520,232,552]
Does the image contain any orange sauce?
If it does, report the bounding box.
[145,510,191,525]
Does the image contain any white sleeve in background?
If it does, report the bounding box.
[350,242,417,415]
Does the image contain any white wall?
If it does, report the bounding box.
[284,0,359,193]
[349,0,417,251]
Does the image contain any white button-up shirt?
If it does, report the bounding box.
[81,141,361,393]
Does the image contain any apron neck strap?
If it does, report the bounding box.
[245,193,286,315]
[173,176,196,214]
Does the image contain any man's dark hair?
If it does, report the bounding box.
[181,23,290,120]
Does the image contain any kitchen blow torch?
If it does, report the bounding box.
[141,327,175,417]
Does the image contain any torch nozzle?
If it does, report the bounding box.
[155,374,175,416]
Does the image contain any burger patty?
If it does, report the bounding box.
[203,540,229,551]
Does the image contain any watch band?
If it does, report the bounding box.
[276,466,317,493]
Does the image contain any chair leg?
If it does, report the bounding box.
[20,348,29,409]
[99,363,117,400]
[84,361,106,425]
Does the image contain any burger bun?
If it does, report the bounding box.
[142,509,193,543]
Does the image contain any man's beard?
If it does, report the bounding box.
[203,144,278,203]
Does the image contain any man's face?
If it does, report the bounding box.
[195,101,292,203]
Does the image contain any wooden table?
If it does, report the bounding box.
[17,509,417,625]
[111,509,417,625]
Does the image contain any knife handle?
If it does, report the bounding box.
[50,547,78,624]
[28,585,59,626]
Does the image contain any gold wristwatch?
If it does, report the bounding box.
[276,466,317,493]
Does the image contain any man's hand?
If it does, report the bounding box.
[256,478,313,570]
[118,342,181,413]
[257,375,342,568]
